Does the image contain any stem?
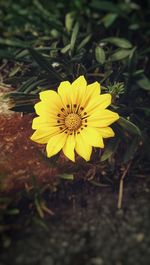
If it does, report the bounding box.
[117,161,132,209]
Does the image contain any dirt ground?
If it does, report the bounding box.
[0,177,150,265]
[0,86,58,192]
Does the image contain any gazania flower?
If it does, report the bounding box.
[31,76,119,162]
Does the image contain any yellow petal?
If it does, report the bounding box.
[83,94,112,114]
[75,133,92,161]
[46,132,67,158]
[87,81,101,95]
[40,90,61,105]
[63,134,76,162]
[81,127,104,148]
[81,81,101,107]
[30,127,59,144]
[32,116,61,129]
[38,90,63,114]
[58,81,72,108]
[97,127,115,138]
[88,109,119,127]
[71,75,87,105]
[34,101,57,117]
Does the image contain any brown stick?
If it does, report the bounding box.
[117,161,132,209]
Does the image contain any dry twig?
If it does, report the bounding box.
[117,161,132,209]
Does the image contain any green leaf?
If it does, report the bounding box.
[90,0,120,13]
[18,76,38,92]
[118,117,141,136]
[137,75,150,91]
[4,92,37,100]
[15,49,29,60]
[100,138,120,161]
[5,92,38,112]
[133,70,144,77]
[95,46,106,64]
[33,217,49,231]
[123,136,140,163]
[77,34,92,51]
[34,197,44,218]
[0,49,15,59]
[33,0,64,33]
[70,22,79,52]
[59,174,74,180]
[9,65,21,77]
[102,13,118,28]
[65,12,75,33]
[18,77,47,93]
[129,24,140,30]
[0,37,30,48]
[102,37,132,49]
[29,48,63,81]
[61,44,71,54]
[6,208,20,215]
[110,49,132,61]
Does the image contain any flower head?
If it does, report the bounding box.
[31,76,119,162]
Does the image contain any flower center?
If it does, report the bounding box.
[65,113,82,131]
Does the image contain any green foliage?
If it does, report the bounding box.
[58,174,74,180]
[100,137,120,162]
[95,46,106,64]
[102,37,132,49]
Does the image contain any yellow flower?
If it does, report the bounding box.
[31,76,119,162]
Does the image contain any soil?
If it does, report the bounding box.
[0,87,150,265]
[0,86,58,192]
[0,113,58,192]
[0,178,150,265]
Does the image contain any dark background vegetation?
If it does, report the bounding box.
[0,0,150,264]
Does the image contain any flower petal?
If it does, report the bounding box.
[81,81,101,107]
[30,127,59,144]
[40,90,61,104]
[75,133,92,161]
[87,81,101,96]
[88,109,119,127]
[32,116,62,129]
[71,75,87,105]
[83,94,112,114]
[34,101,58,117]
[38,90,63,114]
[97,127,115,138]
[81,127,104,148]
[58,81,72,107]
[63,134,76,162]
[46,132,67,158]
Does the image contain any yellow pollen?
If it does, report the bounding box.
[65,113,82,131]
